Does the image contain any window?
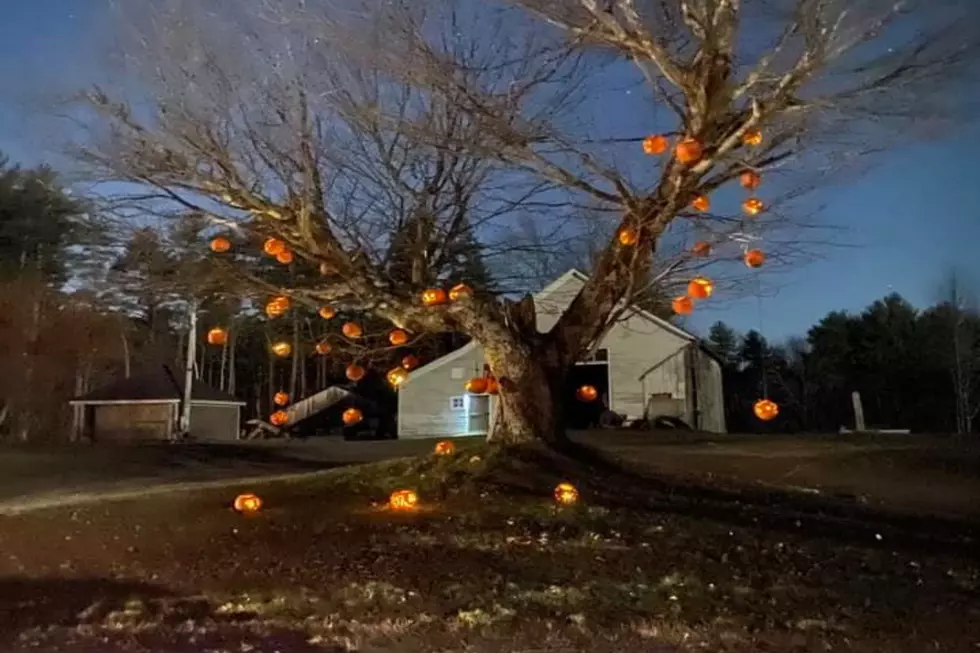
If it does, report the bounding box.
[450,396,466,411]
[450,367,464,380]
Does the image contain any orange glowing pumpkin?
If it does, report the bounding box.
[318,306,336,320]
[554,482,579,505]
[672,296,694,315]
[263,238,286,256]
[275,249,293,264]
[687,277,714,300]
[692,240,712,257]
[342,407,363,425]
[209,236,231,253]
[465,377,488,394]
[421,288,447,306]
[742,197,765,216]
[675,138,703,165]
[617,227,639,246]
[576,385,598,402]
[233,493,262,513]
[485,377,500,395]
[401,354,420,370]
[273,391,289,406]
[642,134,669,155]
[434,440,455,456]
[743,129,763,146]
[753,398,779,421]
[315,341,332,355]
[271,341,292,357]
[345,364,366,382]
[389,489,418,510]
[342,322,363,339]
[270,410,289,426]
[265,296,290,318]
[449,283,473,301]
[691,195,710,212]
[389,329,409,346]
[740,170,762,190]
[207,327,228,346]
[387,367,408,387]
[744,249,766,268]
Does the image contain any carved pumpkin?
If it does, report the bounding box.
[691,195,710,212]
[275,249,293,264]
[554,482,579,505]
[265,296,290,318]
[401,354,420,370]
[449,283,473,301]
[692,240,712,257]
[672,296,694,316]
[207,327,228,346]
[342,322,363,339]
[742,197,765,216]
[342,407,363,425]
[434,440,455,456]
[233,493,262,514]
[387,367,408,387]
[753,398,779,421]
[675,138,703,164]
[345,364,366,382]
[315,341,332,355]
[743,129,763,146]
[209,236,231,253]
[642,134,669,155]
[740,170,762,190]
[270,410,289,426]
[617,227,639,246]
[421,288,447,306]
[485,377,499,395]
[687,277,714,300]
[271,341,291,357]
[576,385,598,402]
[389,329,409,346]
[273,391,289,406]
[389,489,418,510]
[465,377,488,394]
[263,238,286,256]
[318,306,336,320]
[744,249,766,268]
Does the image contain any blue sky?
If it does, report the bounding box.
[2,0,978,343]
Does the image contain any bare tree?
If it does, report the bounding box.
[935,270,980,434]
[69,0,978,445]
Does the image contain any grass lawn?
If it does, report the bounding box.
[1,440,978,652]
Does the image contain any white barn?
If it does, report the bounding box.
[397,269,726,438]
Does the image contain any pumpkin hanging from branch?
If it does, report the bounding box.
[675,138,703,165]
[342,322,363,339]
[233,493,263,514]
[386,367,408,387]
[209,236,231,253]
[742,197,765,216]
[449,283,473,301]
[421,288,448,306]
[270,341,292,357]
[342,407,363,426]
[401,354,420,370]
[742,129,763,146]
[263,238,286,256]
[642,134,669,155]
[553,482,579,505]
[389,489,418,511]
[345,363,366,382]
[692,240,711,257]
[691,195,710,212]
[389,329,409,346]
[206,327,228,346]
[270,410,289,426]
[753,399,779,421]
[315,341,332,355]
[575,385,598,402]
[265,296,290,318]
[687,277,714,300]
[318,306,336,320]
[744,249,766,268]
[672,296,694,316]
[275,249,293,265]
[273,391,289,406]
[740,170,762,190]
[617,226,639,246]
[434,440,455,456]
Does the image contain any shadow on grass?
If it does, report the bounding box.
[0,577,340,652]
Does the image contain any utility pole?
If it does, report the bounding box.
[178,298,198,439]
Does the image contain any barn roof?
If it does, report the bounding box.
[71,365,244,404]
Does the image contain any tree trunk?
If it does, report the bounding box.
[289,312,300,398]
[120,325,131,379]
[227,327,238,395]
[484,340,567,446]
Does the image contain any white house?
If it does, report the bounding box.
[396,269,726,438]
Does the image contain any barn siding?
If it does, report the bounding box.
[92,403,173,442]
[189,403,240,441]
[398,344,487,438]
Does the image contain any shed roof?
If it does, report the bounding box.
[71,365,244,404]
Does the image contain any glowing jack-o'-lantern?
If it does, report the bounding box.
[318,306,336,320]
[389,489,418,510]
[389,329,409,346]
[263,238,286,256]
[692,240,711,257]
[275,249,293,264]
[740,170,762,190]
[345,363,366,382]
[672,296,694,316]
[421,288,447,306]
[270,410,289,426]
[273,391,289,406]
[271,341,292,357]
[401,354,420,370]
[387,367,408,387]
[342,407,363,425]
[742,197,765,216]
[642,134,669,155]
[465,377,488,394]
[434,440,455,456]
[207,327,228,346]
[485,377,499,395]
[753,398,779,421]
[315,341,332,355]
[449,283,473,301]
[265,296,290,318]
[687,277,714,300]
[576,385,598,402]
[675,138,703,164]
[233,493,262,514]
[342,322,363,339]
[617,227,639,246]
[691,195,710,212]
[554,482,579,505]
[744,249,766,268]
[742,129,763,146]
[209,236,231,253]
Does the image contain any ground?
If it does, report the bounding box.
[0,432,978,652]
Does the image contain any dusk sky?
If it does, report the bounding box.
[3,0,978,343]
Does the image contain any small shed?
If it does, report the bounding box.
[69,365,245,442]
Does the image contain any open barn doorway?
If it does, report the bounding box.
[564,348,610,429]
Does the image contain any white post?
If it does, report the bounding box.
[851,391,866,432]
[179,299,198,438]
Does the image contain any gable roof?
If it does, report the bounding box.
[71,365,244,404]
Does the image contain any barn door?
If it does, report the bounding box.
[467,394,490,434]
